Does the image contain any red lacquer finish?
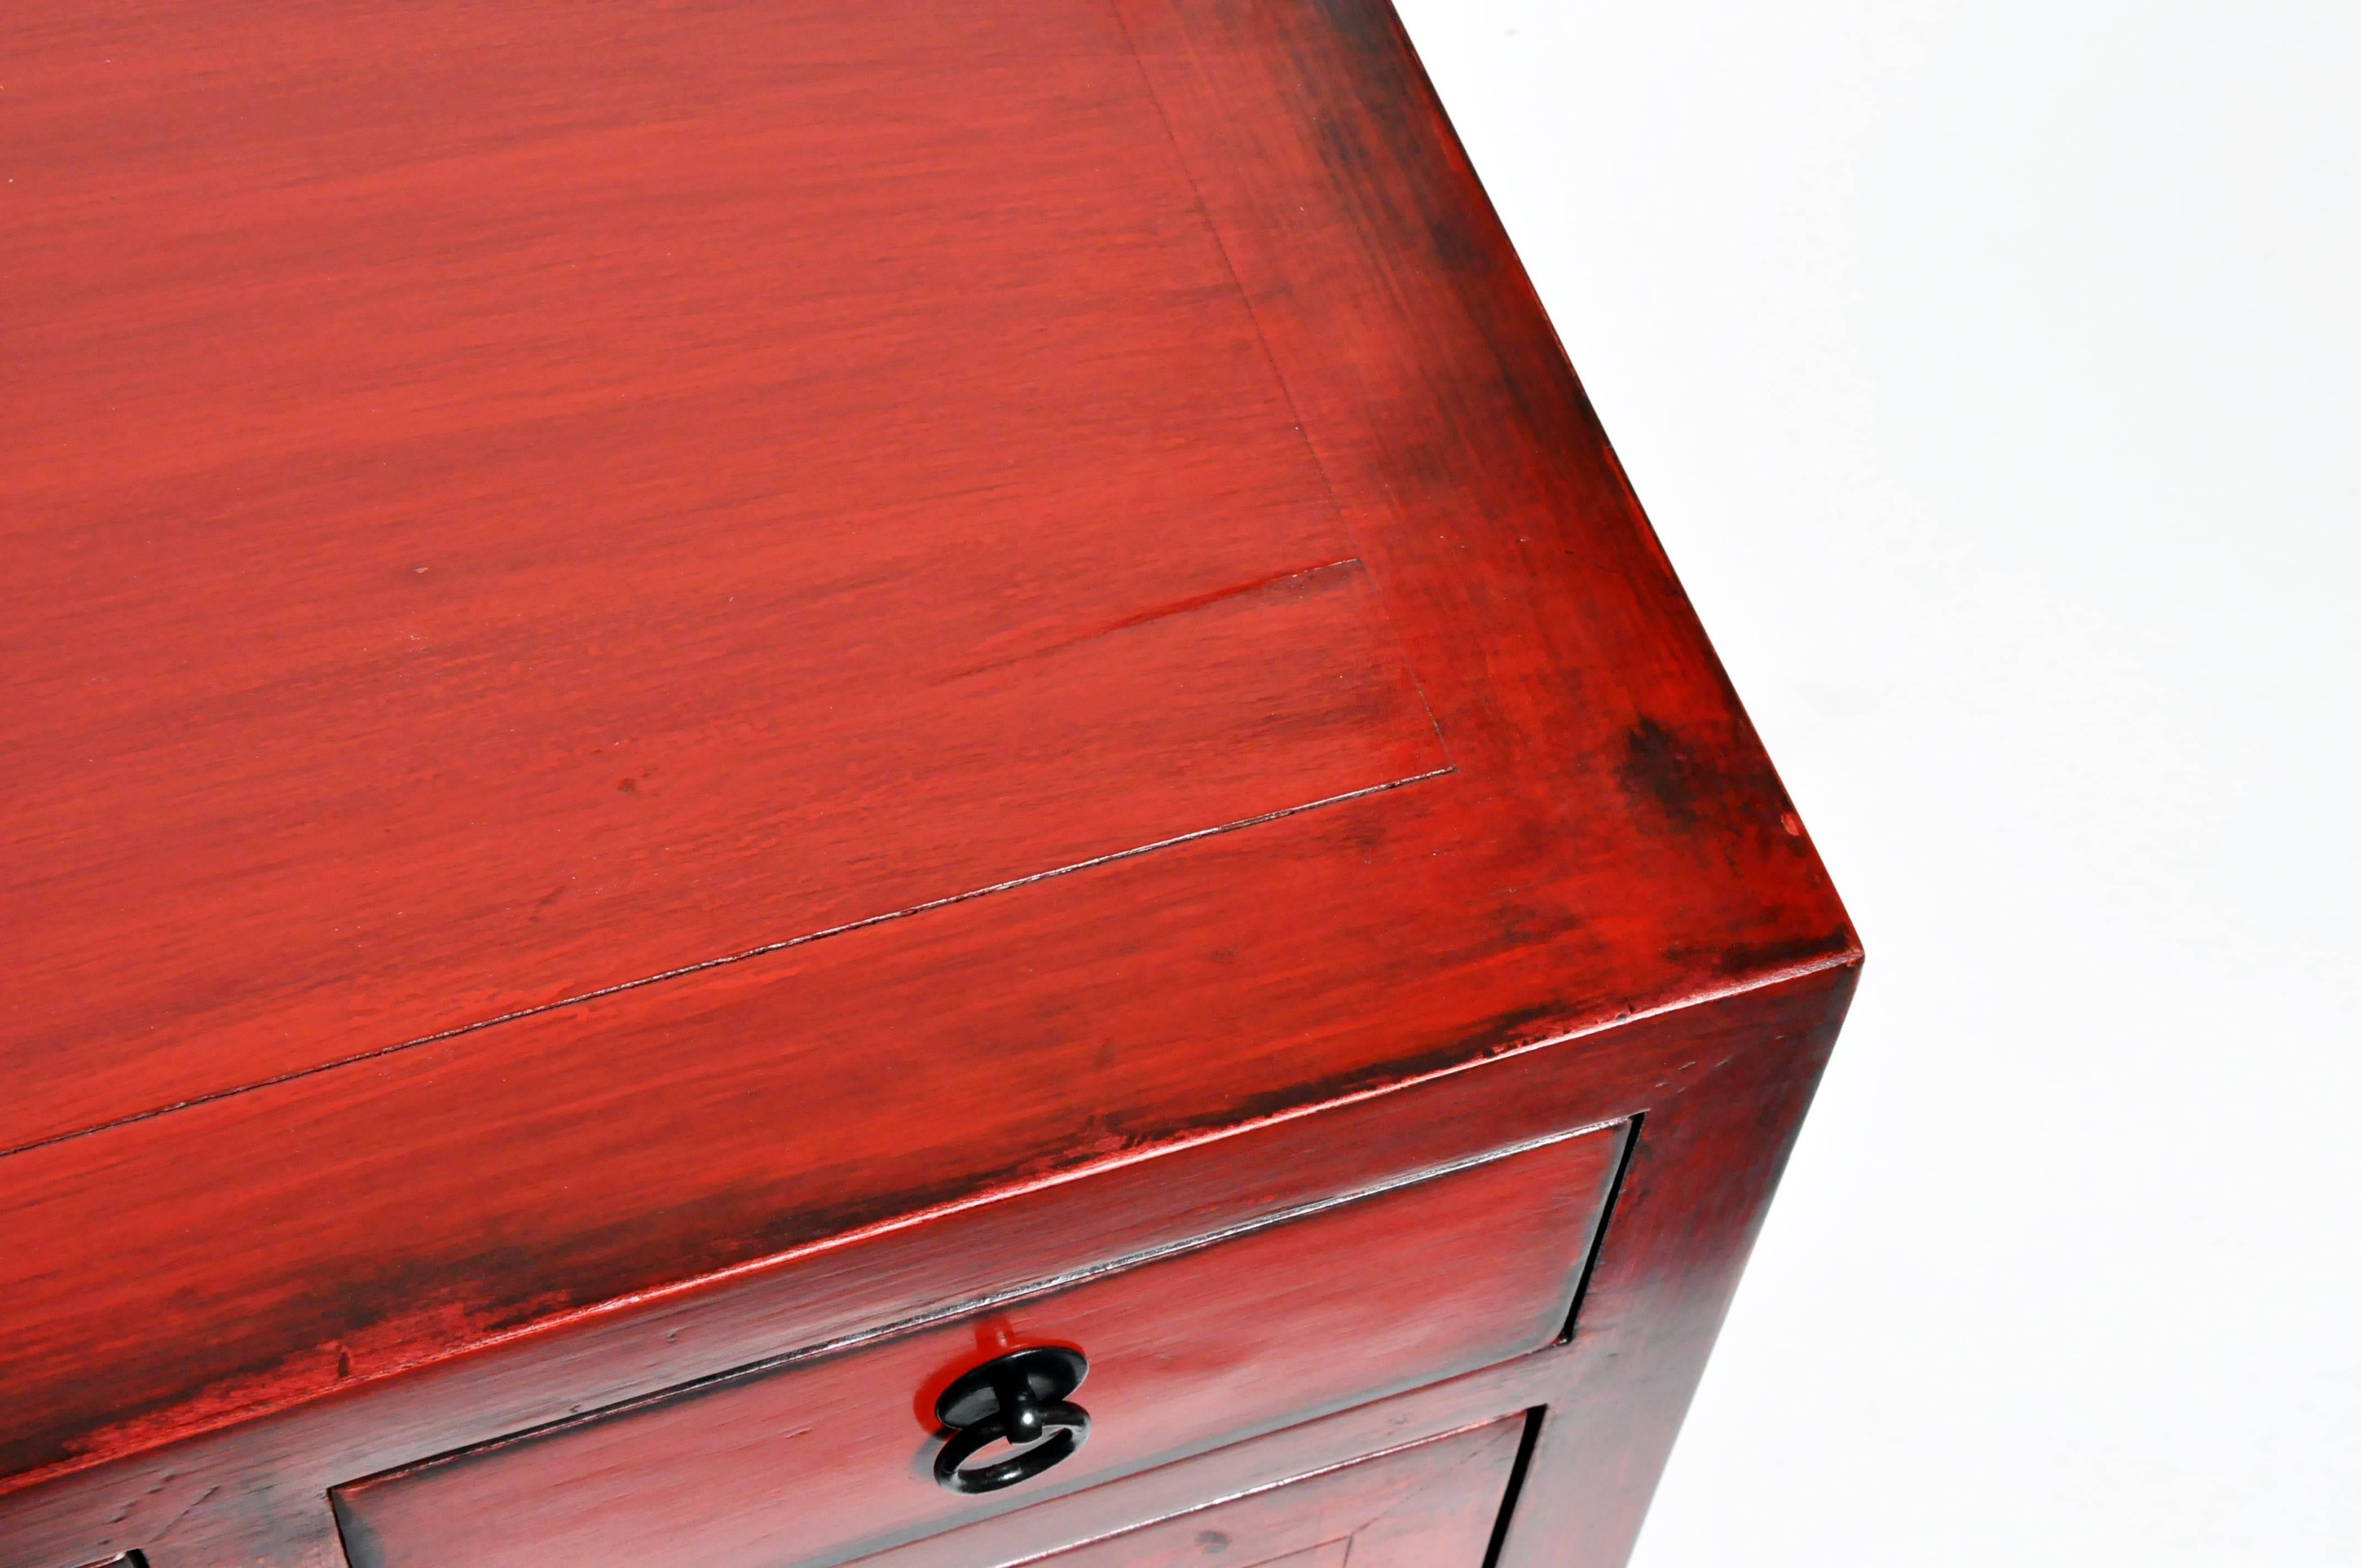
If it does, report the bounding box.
[330,1129,1617,1568]
[0,0,1444,1157]
[0,969,1851,1567]
[1,0,1856,1564]
[998,1418,1529,1568]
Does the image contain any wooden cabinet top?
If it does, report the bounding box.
[1,0,1853,1498]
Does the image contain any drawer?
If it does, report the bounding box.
[967,1415,1527,1568]
[330,1124,1622,1568]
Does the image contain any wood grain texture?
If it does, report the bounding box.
[329,1131,1613,1568]
[990,1417,1526,1568]
[0,0,1858,1545]
[1,0,1441,1154]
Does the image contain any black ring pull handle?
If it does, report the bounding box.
[932,1346,1091,1495]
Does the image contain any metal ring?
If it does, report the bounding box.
[932,1400,1091,1494]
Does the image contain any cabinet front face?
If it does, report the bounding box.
[1008,1417,1528,1568]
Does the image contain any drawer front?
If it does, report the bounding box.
[1000,1416,1526,1568]
[330,1125,1620,1568]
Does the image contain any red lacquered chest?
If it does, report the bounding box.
[0,3,1856,1565]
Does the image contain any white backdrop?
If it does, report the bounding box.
[1389,3,2361,1563]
